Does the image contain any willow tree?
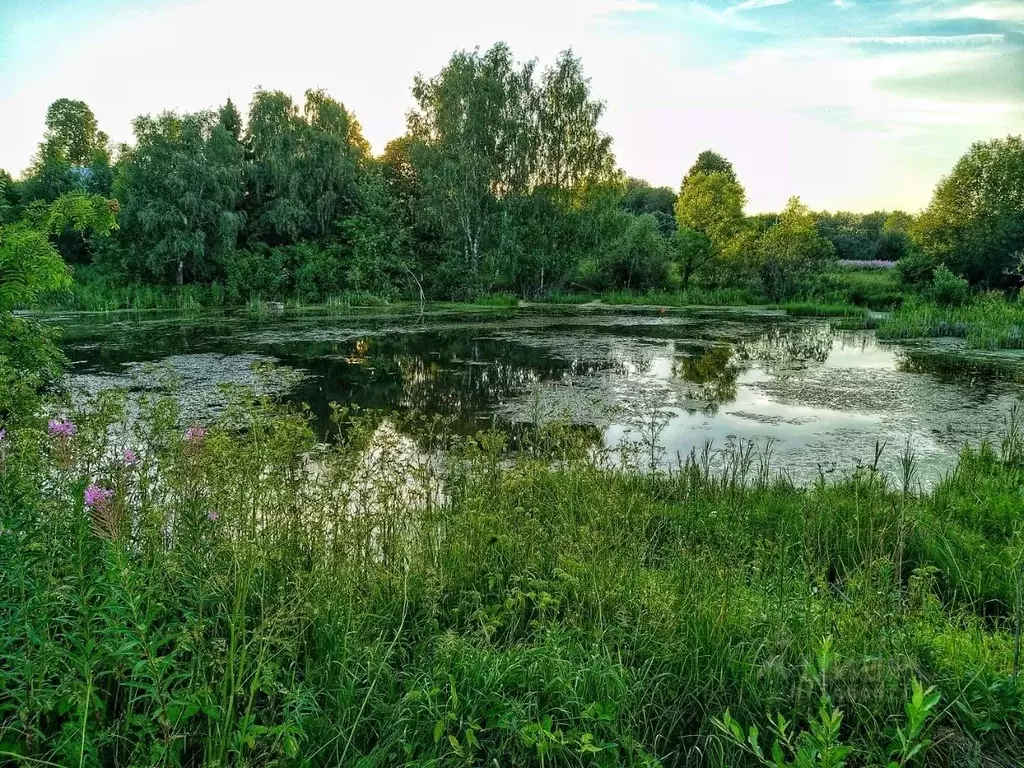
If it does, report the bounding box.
[244,89,369,245]
[115,107,244,284]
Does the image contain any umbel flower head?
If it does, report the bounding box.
[185,426,207,443]
[121,448,138,467]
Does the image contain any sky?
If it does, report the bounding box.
[0,0,1022,212]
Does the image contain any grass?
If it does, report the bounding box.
[39,267,229,313]
[877,293,1024,350]
[807,268,904,311]
[1,385,1023,767]
[782,302,869,319]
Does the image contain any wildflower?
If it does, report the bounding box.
[206,509,219,522]
[84,484,114,511]
[48,418,77,439]
[185,426,207,443]
[121,448,138,467]
[0,428,6,443]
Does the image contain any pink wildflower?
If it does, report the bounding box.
[48,418,77,439]
[185,426,207,443]
[206,509,219,522]
[122,448,138,467]
[84,484,114,511]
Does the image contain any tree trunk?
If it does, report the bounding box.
[176,258,184,286]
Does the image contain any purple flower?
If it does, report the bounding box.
[0,428,6,443]
[206,510,219,522]
[122,449,138,467]
[185,426,207,443]
[84,484,114,511]
[48,418,77,439]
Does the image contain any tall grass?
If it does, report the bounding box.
[39,268,228,313]
[1,388,1022,766]
[877,293,1024,350]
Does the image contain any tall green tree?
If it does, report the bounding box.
[674,164,746,252]
[682,150,736,186]
[408,43,615,297]
[912,135,1024,284]
[21,99,112,203]
[115,108,244,284]
[244,89,368,245]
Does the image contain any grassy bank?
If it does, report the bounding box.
[1,390,1022,767]
[39,267,903,317]
[877,294,1024,350]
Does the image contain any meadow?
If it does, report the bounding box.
[1,385,1022,767]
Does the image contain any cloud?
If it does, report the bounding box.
[902,1,1024,24]
[730,0,796,11]
[830,33,1005,44]
[832,0,855,8]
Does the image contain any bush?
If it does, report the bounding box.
[224,246,289,301]
[896,250,937,288]
[930,265,970,307]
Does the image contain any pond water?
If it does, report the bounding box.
[53,305,1024,485]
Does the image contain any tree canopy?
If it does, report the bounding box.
[912,136,1024,284]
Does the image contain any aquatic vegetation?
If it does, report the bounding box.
[877,294,1024,350]
[1,388,1023,767]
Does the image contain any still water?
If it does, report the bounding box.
[54,305,1024,484]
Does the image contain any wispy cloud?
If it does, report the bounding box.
[902,1,1024,24]
[832,0,855,8]
[830,33,1005,44]
[730,0,796,11]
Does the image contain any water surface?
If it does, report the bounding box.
[55,305,1024,485]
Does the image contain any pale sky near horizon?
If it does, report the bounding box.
[1,0,1022,213]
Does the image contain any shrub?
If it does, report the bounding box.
[896,250,937,288]
[930,265,970,307]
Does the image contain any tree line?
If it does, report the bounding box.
[2,42,1022,304]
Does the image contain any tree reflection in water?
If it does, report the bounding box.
[672,346,739,416]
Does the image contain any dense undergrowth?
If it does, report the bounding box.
[1,384,1023,767]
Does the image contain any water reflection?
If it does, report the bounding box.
[673,346,739,415]
[59,307,1024,484]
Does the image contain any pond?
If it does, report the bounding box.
[52,305,1024,485]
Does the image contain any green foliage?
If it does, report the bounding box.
[115,109,244,284]
[224,245,289,301]
[895,250,937,288]
[912,135,1024,285]
[244,89,368,244]
[929,265,970,307]
[0,222,72,311]
[674,165,746,252]
[0,192,116,312]
[409,44,616,297]
[877,292,1024,349]
[673,226,715,288]
[2,389,1023,766]
[715,641,940,768]
[682,150,737,186]
[621,178,676,236]
[750,197,836,302]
